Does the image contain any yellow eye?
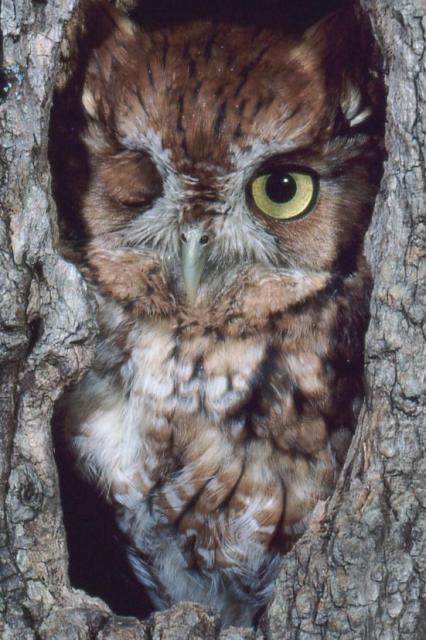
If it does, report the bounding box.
[250,168,318,220]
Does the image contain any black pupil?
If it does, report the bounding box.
[265,173,297,203]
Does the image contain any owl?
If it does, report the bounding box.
[55,1,383,628]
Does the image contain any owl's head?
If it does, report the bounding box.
[63,3,383,318]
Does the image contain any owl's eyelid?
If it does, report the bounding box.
[110,191,162,210]
[118,199,151,209]
[111,146,167,180]
[251,163,318,182]
[112,146,151,160]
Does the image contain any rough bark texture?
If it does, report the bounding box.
[0,1,424,639]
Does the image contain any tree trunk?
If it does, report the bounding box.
[0,0,424,638]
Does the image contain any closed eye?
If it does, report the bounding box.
[100,150,163,212]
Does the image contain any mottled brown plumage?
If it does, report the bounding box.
[57,2,383,627]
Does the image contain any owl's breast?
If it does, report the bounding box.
[115,319,335,542]
[73,316,340,609]
[127,322,268,425]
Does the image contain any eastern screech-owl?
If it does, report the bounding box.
[57,2,382,627]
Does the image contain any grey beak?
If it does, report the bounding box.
[180,225,210,303]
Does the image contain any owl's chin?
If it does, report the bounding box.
[87,244,337,332]
[94,269,340,354]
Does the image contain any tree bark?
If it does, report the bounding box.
[0,1,424,639]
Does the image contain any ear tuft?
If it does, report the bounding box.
[98,1,136,37]
[80,1,138,120]
[340,79,372,128]
[302,7,381,131]
[82,86,98,119]
[114,11,137,37]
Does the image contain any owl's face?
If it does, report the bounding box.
[77,9,381,316]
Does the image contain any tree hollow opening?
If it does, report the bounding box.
[49,0,385,627]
